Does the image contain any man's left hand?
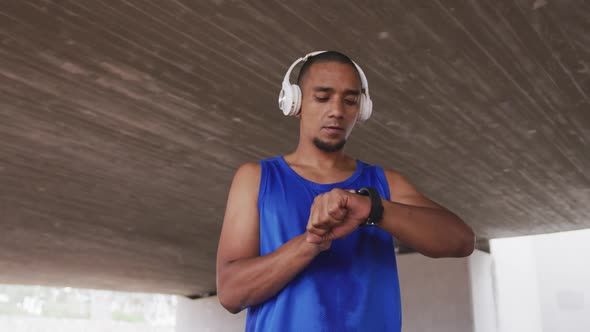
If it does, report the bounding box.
[306,188,371,243]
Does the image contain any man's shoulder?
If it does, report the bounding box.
[233,162,261,181]
[373,166,407,187]
[233,155,283,181]
[362,163,410,194]
[380,167,401,179]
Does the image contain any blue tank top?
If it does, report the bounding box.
[245,156,402,332]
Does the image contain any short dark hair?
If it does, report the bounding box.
[296,51,360,86]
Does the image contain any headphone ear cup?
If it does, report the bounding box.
[278,86,291,116]
[279,84,302,116]
[358,93,373,122]
[279,85,293,115]
[365,95,373,121]
[279,86,291,116]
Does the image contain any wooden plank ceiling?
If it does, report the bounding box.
[0,0,588,296]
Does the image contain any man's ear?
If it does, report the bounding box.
[296,102,302,118]
[296,93,304,118]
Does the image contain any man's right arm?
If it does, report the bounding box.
[216,162,329,314]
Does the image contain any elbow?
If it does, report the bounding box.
[217,263,240,314]
[218,290,243,314]
[219,300,242,315]
[427,228,476,258]
[451,216,476,257]
[217,261,250,314]
[456,241,475,257]
[456,228,476,257]
[217,273,243,314]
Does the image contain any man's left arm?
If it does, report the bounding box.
[378,168,475,258]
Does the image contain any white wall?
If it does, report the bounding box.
[491,229,590,332]
[175,296,245,332]
[397,250,496,332]
[490,236,543,332]
[533,230,590,332]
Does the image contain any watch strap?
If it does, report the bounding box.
[356,187,384,226]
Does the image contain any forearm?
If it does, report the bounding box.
[217,233,321,313]
[379,200,475,258]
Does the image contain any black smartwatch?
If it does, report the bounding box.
[356,187,384,226]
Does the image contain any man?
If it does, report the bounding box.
[216,51,475,331]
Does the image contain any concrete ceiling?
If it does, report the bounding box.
[1,0,588,296]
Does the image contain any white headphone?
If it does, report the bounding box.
[278,51,373,122]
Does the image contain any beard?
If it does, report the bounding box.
[313,137,347,152]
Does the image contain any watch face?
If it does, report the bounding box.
[357,188,370,196]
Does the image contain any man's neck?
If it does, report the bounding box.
[286,141,352,170]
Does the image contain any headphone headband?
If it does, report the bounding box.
[281,51,328,88]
